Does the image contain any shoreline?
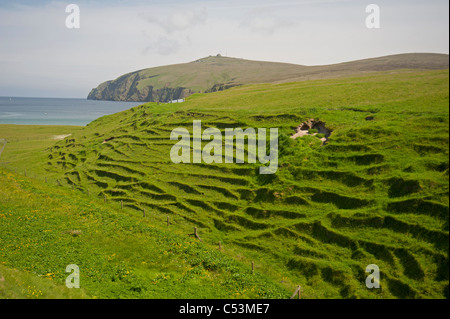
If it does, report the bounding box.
[0,123,84,127]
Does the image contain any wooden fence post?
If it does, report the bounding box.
[189,227,203,242]
[252,261,254,274]
[218,241,222,250]
[104,195,106,203]
[143,208,146,217]
[194,227,200,241]
[290,285,301,299]
[167,215,170,227]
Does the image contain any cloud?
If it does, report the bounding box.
[143,37,182,55]
[0,0,448,97]
[143,7,208,34]
[139,6,207,56]
[239,7,296,35]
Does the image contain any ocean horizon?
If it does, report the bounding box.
[0,96,142,126]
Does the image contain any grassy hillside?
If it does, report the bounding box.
[0,263,89,299]
[87,53,449,103]
[0,168,288,299]
[1,69,448,298]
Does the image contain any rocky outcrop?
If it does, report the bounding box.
[87,72,193,103]
[204,82,241,93]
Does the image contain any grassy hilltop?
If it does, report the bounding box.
[1,68,449,299]
[87,53,449,103]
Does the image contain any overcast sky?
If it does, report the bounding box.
[0,0,448,98]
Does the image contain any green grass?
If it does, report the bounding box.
[0,263,89,299]
[0,125,83,176]
[1,69,448,298]
[0,169,289,299]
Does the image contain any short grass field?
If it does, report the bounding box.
[0,69,448,298]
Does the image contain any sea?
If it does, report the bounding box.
[0,97,143,126]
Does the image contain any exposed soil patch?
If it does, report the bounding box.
[102,137,115,144]
[291,119,332,145]
[51,134,72,141]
